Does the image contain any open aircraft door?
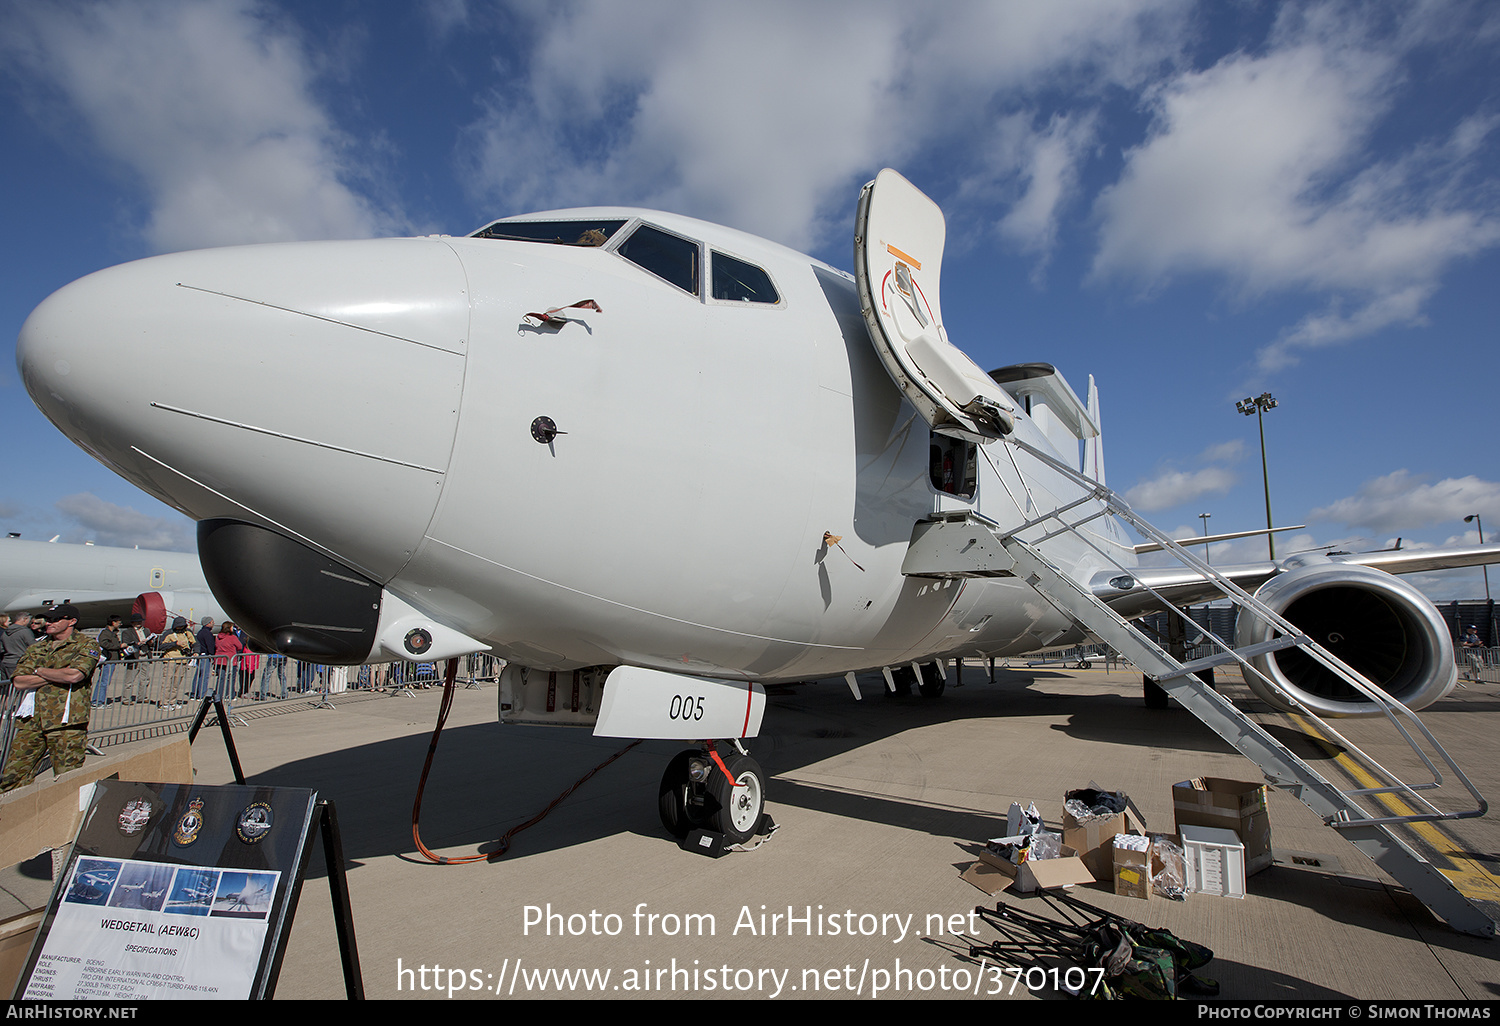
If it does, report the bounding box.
[855,169,1015,443]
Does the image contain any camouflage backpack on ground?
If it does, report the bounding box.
[1080,918,1216,1000]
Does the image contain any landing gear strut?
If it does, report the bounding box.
[658,744,767,845]
[1144,607,1215,708]
[918,662,946,698]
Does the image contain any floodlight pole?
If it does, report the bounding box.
[1237,393,1278,561]
[1465,515,1490,604]
[1199,512,1212,566]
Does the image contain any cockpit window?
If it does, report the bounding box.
[617,224,700,295]
[711,252,779,304]
[470,219,627,245]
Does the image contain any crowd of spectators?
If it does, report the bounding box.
[0,605,492,791]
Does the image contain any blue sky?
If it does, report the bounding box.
[2,0,1497,599]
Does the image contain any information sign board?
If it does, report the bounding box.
[16,780,318,1000]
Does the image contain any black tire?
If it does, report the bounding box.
[918,662,946,698]
[707,753,766,845]
[1144,674,1169,710]
[658,749,706,839]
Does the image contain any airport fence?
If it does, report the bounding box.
[0,651,505,765]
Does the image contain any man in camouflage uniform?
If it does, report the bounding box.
[1,603,100,792]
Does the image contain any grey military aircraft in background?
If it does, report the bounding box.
[0,536,224,632]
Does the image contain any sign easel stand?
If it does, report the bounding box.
[169,696,365,998]
[188,694,246,784]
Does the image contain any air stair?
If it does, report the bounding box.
[908,435,1494,936]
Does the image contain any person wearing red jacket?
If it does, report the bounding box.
[214,622,246,698]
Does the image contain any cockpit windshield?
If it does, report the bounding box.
[470,219,628,246]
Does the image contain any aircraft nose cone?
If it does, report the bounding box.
[20,262,158,473]
[19,239,471,581]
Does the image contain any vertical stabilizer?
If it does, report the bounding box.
[1083,375,1105,485]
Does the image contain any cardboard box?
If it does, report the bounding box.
[1173,777,1271,876]
[960,858,1011,896]
[1062,794,1149,883]
[1112,838,1152,900]
[0,738,195,998]
[966,842,1094,894]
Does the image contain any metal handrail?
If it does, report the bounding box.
[990,435,1487,830]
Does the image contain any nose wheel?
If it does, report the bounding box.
[710,753,765,843]
[658,746,767,846]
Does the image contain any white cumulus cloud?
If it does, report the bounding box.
[1124,467,1238,513]
[53,493,195,551]
[3,0,397,252]
[1310,470,1500,534]
[459,0,1190,252]
[1091,6,1500,368]
[1123,436,1244,512]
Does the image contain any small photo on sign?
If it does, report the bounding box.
[164,867,220,916]
[64,859,121,906]
[211,871,276,919]
[107,863,175,912]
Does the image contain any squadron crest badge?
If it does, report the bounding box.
[172,797,206,847]
[117,798,154,836]
[236,802,274,844]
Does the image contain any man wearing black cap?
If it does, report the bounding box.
[1,603,100,791]
[1462,625,1485,684]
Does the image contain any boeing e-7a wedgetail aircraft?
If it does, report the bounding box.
[18,169,1499,843]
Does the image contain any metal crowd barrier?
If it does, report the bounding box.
[86,653,366,746]
[1024,642,1117,670]
[0,651,509,760]
[1458,646,1498,686]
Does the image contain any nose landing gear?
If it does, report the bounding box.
[658,743,768,846]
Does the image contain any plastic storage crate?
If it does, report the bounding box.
[1180,824,1246,899]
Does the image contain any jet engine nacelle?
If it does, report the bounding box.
[130,589,222,633]
[132,590,171,635]
[1235,558,1457,717]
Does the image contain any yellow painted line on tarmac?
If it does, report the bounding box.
[1289,713,1500,901]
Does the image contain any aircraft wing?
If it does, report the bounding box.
[1091,543,1500,619]
[1090,564,1276,619]
[1334,544,1500,576]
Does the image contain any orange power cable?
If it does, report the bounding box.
[411,658,641,864]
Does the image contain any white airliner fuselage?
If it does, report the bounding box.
[17,200,1118,682]
[18,170,1492,842]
